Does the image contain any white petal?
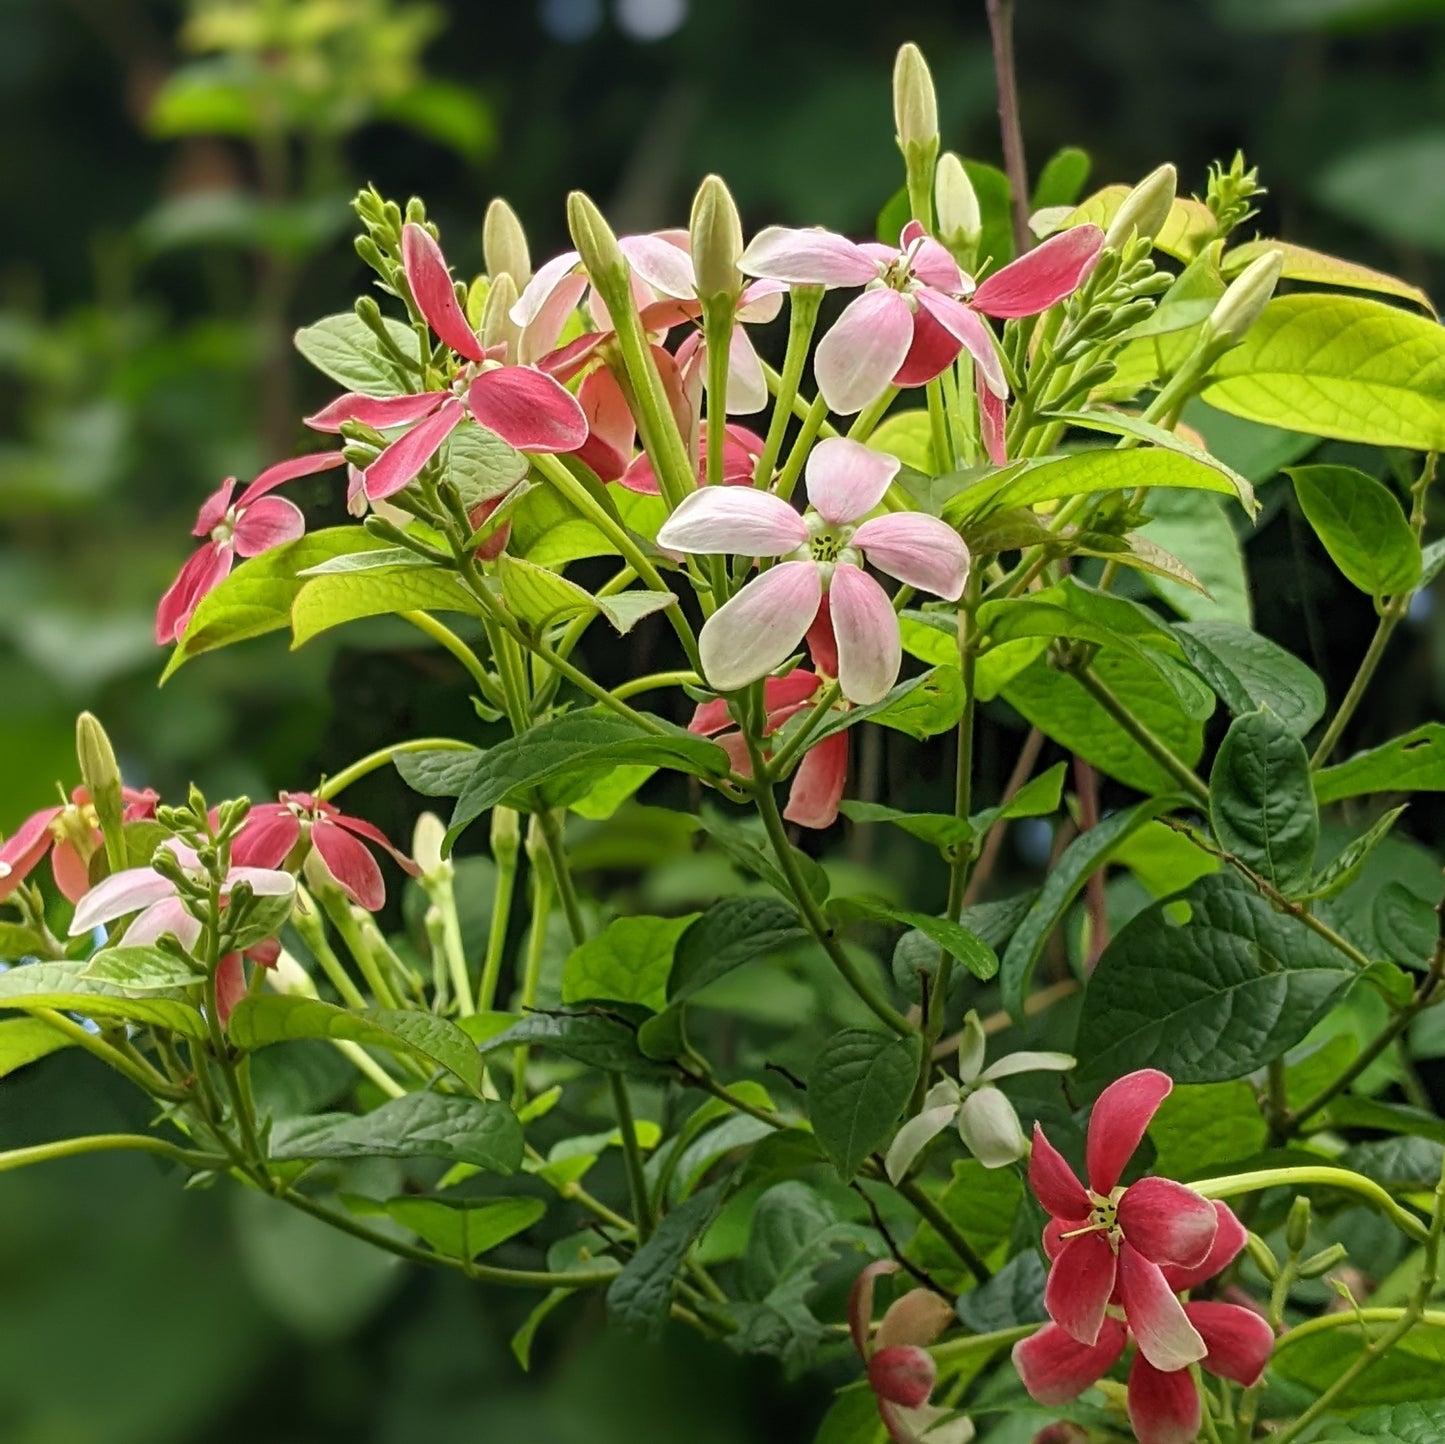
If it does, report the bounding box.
[957,1086,1029,1168]
[698,562,821,694]
[885,1104,960,1184]
[656,487,807,557]
[956,1009,987,1084]
[813,288,915,415]
[738,226,878,287]
[69,869,178,935]
[828,563,902,705]
[804,436,901,525]
[978,1050,1076,1082]
[851,513,970,600]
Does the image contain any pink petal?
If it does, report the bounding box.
[689,698,734,737]
[231,806,301,868]
[977,371,1008,465]
[402,222,485,361]
[867,1346,935,1408]
[310,823,385,911]
[814,289,915,416]
[618,453,662,495]
[916,290,1008,398]
[1160,1202,1248,1293]
[0,808,61,903]
[1117,1178,1218,1270]
[155,542,233,645]
[50,842,93,905]
[364,397,466,500]
[764,669,823,716]
[698,562,822,694]
[1116,1242,1207,1372]
[467,366,588,454]
[1187,1301,1274,1387]
[852,514,969,600]
[805,594,839,676]
[238,449,348,503]
[805,436,902,525]
[829,563,901,705]
[738,226,879,287]
[216,953,247,1028]
[511,249,582,330]
[1127,1354,1201,1444]
[124,896,202,950]
[849,1259,900,1358]
[1029,1123,1091,1219]
[535,329,606,385]
[892,299,965,389]
[333,813,419,874]
[737,278,786,322]
[193,478,238,536]
[1087,1069,1173,1194]
[720,424,766,484]
[1012,1319,1127,1406]
[724,328,768,415]
[970,225,1105,319]
[222,866,300,898]
[784,730,848,829]
[304,392,447,435]
[656,486,808,556]
[620,233,698,299]
[518,270,589,363]
[572,367,636,482]
[906,236,966,295]
[233,495,306,557]
[69,869,178,935]
[1045,1231,1118,1347]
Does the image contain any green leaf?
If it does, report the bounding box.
[290,566,487,647]
[1032,147,1092,210]
[694,811,831,906]
[391,745,479,798]
[1147,1079,1268,1180]
[510,483,615,567]
[1276,1326,1445,1409]
[667,898,809,1005]
[0,923,51,961]
[0,959,206,1037]
[1074,872,1357,1085]
[1173,620,1325,736]
[1000,797,1183,1020]
[381,1196,544,1261]
[226,995,482,1093]
[0,1015,73,1078]
[827,897,998,980]
[800,668,965,747]
[836,802,975,849]
[808,1028,922,1180]
[81,947,200,991]
[268,1093,523,1172]
[561,914,698,1011]
[906,1158,1023,1290]
[1209,708,1319,893]
[1288,464,1422,597]
[1315,724,1445,804]
[444,420,529,508]
[606,1183,726,1339]
[480,1009,670,1078]
[1139,490,1251,625]
[1312,1401,1445,1442]
[497,555,675,635]
[1069,186,1219,262]
[1307,806,1409,901]
[1224,238,1435,317]
[869,410,934,478]
[1203,295,1445,451]
[294,312,419,396]
[953,1250,1049,1332]
[511,1288,573,1370]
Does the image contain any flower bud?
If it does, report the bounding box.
[1245,1231,1280,1281]
[1104,163,1177,250]
[467,494,512,562]
[1207,248,1283,348]
[483,197,531,288]
[269,946,318,999]
[480,270,521,354]
[492,805,521,867]
[76,711,123,836]
[1286,1194,1313,1254]
[690,174,744,303]
[1033,1426,1089,1444]
[892,43,938,154]
[956,1008,987,1083]
[567,191,628,286]
[1298,1242,1350,1280]
[412,812,449,880]
[934,153,981,258]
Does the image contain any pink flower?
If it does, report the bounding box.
[305,224,588,502]
[620,421,765,495]
[655,437,968,704]
[1028,1069,1220,1372]
[739,220,1104,415]
[0,786,158,906]
[850,1261,975,1444]
[232,791,418,912]
[1014,1202,1275,1444]
[155,452,346,645]
[215,936,281,1027]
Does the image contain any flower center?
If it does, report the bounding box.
[48,802,99,849]
[210,509,238,546]
[1059,1188,1127,1252]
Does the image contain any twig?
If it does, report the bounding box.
[985,0,1032,256]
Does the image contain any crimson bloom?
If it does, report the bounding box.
[155,451,345,645]
[1028,1069,1219,1372]
[1013,1201,1275,1444]
[0,786,158,906]
[232,792,417,912]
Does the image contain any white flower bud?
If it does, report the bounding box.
[935,153,981,254]
[1208,247,1284,347]
[957,1085,1028,1168]
[893,43,938,153]
[690,174,744,303]
[1104,163,1178,250]
[484,197,531,288]
[412,812,450,880]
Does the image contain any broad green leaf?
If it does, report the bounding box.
[1224,238,1435,316]
[808,1028,922,1180]
[1032,146,1091,210]
[693,811,830,905]
[898,612,958,668]
[510,483,614,567]
[82,947,200,991]
[1112,820,1219,899]
[1312,1401,1445,1442]
[0,959,206,1037]
[268,1093,523,1172]
[1147,1079,1268,1179]
[1173,620,1326,737]
[827,897,998,980]
[798,668,966,747]
[497,555,676,636]
[0,923,51,961]
[868,410,934,477]
[1288,464,1422,597]
[1068,186,1219,262]
[999,797,1181,1019]
[511,1288,573,1370]
[1203,295,1445,451]
[1119,246,1226,339]
[567,764,656,820]
[606,1183,725,1339]
[668,898,809,1005]
[906,1158,1023,1290]
[1140,490,1251,625]
[293,312,419,396]
[291,567,487,646]
[480,1008,671,1078]
[1315,724,1445,804]
[1074,872,1356,1085]
[391,745,479,798]
[1276,1325,1445,1408]
[0,1015,73,1078]
[300,546,434,577]
[1209,709,1318,893]
[227,994,482,1093]
[836,802,975,849]
[953,1250,1049,1332]
[381,1196,544,1261]
[444,419,528,506]
[1307,806,1409,901]
[561,914,698,1011]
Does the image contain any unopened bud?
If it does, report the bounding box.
[1032,1426,1088,1444]
[480,270,521,354]
[491,806,520,867]
[412,813,449,880]
[1298,1243,1350,1280]
[354,235,390,276]
[935,153,981,257]
[483,197,531,288]
[1104,163,1177,250]
[689,174,744,303]
[1245,1231,1280,1281]
[893,43,938,153]
[268,946,318,998]
[1286,1194,1313,1254]
[1207,248,1283,348]
[567,191,627,285]
[76,712,123,835]
[467,494,512,562]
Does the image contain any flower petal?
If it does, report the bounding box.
[233,496,306,557]
[805,436,902,525]
[304,392,447,435]
[1087,1068,1173,1194]
[0,808,62,903]
[1045,1231,1118,1347]
[1160,1202,1248,1293]
[828,563,901,705]
[50,842,93,905]
[240,449,348,502]
[849,1259,900,1357]
[698,562,821,694]
[1187,1301,1274,1387]
[805,593,839,676]
[620,233,698,299]
[511,249,582,330]
[784,731,848,830]
[224,866,299,898]
[814,289,916,415]
[194,478,238,536]
[978,1050,1076,1082]
[518,269,590,363]
[123,896,203,951]
[884,1102,959,1184]
[738,226,878,287]
[1126,1353,1201,1444]
[852,513,969,600]
[1117,1177,1218,1269]
[69,869,178,935]
[155,543,232,645]
[310,823,385,911]
[738,278,787,322]
[868,1346,936,1409]
[231,807,301,869]
[908,237,966,294]
[1012,1319,1127,1406]
[216,953,247,1028]
[467,366,588,454]
[915,290,1008,398]
[1028,1122,1090,1219]
[877,1291,955,1352]
[970,225,1105,319]
[1116,1242,1207,1371]
[364,398,465,500]
[879,1401,976,1444]
[403,222,486,361]
[332,813,419,874]
[977,371,1008,465]
[573,366,636,481]
[656,487,807,556]
[724,328,769,415]
[958,1085,1029,1168]
[892,298,966,389]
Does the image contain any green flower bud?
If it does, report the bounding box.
[1298,1243,1349,1280]
[1286,1194,1313,1254]
[690,174,744,304]
[481,270,521,354]
[893,43,938,153]
[492,806,521,868]
[484,197,531,289]
[567,191,628,288]
[76,712,123,836]
[412,812,450,882]
[1207,248,1284,348]
[935,152,981,257]
[1104,163,1178,251]
[1245,1231,1281,1281]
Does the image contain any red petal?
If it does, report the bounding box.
[1126,1353,1201,1444]
[311,820,385,910]
[1087,1069,1173,1195]
[193,478,238,536]
[977,371,1008,465]
[334,812,419,875]
[233,496,306,557]
[155,543,232,645]
[1160,1202,1248,1293]
[784,731,847,829]
[1117,1177,1218,1269]
[1187,1301,1274,1387]
[467,366,588,453]
[805,594,840,678]
[231,807,301,868]
[849,1259,900,1358]
[1045,1231,1117,1346]
[1012,1319,1127,1406]
[51,842,94,905]
[1116,1242,1206,1372]
[1029,1122,1091,1218]
[304,392,447,434]
[238,449,347,504]
[216,954,247,1028]
[402,222,485,361]
[892,298,964,389]
[0,808,61,904]
[867,1346,935,1409]
[364,398,465,500]
[971,225,1105,319]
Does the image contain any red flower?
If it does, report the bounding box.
[232,792,418,911]
[1013,1201,1275,1444]
[0,786,157,906]
[1028,1069,1219,1370]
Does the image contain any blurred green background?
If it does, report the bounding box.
[3,1,1445,1439]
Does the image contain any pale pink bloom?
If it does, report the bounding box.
[655,438,968,704]
[155,452,345,645]
[740,220,1104,415]
[306,224,587,501]
[0,787,158,906]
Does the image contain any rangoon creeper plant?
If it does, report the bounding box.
[5,39,1445,1444]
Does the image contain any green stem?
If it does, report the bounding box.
[291,886,368,1010]
[766,681,843,781]
[424,868,475,1017]
[930,1322,1037,1365]
[1272,1306,1445,1353]
[314,883,400,1010]
[0,1133,230,1174]
[1193,1166,1430,1245]
[1310,600,1407,768]
[477,832,520,1016]
[512,864,554,1112]
[893,1175,991,1284]
[610,1074,656,1242]
[317,738,473,803]
[33,1008,183,1099]
[400,611,494,696]
[755,288,824,488]
[614,669,700,700]
[846,387,898,444]
[774,394,831,503]
[537,811,586,947]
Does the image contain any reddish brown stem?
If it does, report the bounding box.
[985,0,1032,256]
